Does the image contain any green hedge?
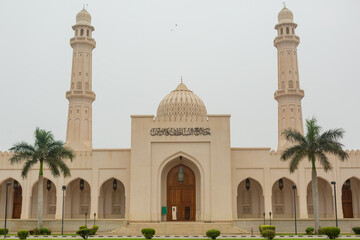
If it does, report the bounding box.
[259,225,275,233]
[306,227,314,235]
[141,228,155,239]
[17,230,29,240]
[320,227,340,239]
[206,229,221,240]
[353,227,360,234]
[0,229,9,235]
[261,230,276,240]
[76,228,92,240]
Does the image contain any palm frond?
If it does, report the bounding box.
[315,151,332,172]
[281,129,306,144]
[289,149,307,173]
[305,117,321,142]
[21,158,38,178]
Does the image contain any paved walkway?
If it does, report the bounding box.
[2,235,360,239]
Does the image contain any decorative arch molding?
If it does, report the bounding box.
[157,151,204,222]
[237,178,264,218]
[98,177,126,194]
[65,178,91,219]
[271,177,299,218]
[98,178,125,219]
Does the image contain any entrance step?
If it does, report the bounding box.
[109,222,249,235]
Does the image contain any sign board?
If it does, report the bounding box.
[161,206,167,215]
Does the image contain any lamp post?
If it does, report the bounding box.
[292,185,297,235]
[85,212,88,226]
[61,185,66,235]
[4,182,11,239]
[331,181,338,227]
[269,212,272,225]
[263,212,265,225]
[94,213,96,226]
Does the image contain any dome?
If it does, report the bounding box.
[76,9,91,25]
[278,7,293,24]
[156,83,207,122]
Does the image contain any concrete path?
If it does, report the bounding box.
[2,235,360,239]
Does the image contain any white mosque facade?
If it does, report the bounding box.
[0,7,360,232]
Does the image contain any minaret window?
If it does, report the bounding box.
[75,29,78,36]
[87,30,89,37]
[281,81,285,89]
[77,82,82,89]
[280,28,283,35]
[289,80,294,88]
[71,82,74,89]
[80,29,84,36]
[286,27,289,34]
[292,28,294,34]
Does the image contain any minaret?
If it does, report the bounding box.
[66,8,96,151]
[274,5,304,151]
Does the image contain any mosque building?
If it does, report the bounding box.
[0,6,359,233]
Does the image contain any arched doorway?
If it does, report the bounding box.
[30,178,56,219]
[167,164,195,221]
[237,178,264,218]
[0,179,22,219]
[306,178,333,218]
[341,177,360,218]
[98,178,125,219]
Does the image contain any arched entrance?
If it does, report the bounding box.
[306,177,333,218]
[167,164,196,221]
[98,178,125,219]
[65,178,91,219]
[30,178,56,219]
[342,179,353,218]
[0,178,22,219]
[237,178,264,218]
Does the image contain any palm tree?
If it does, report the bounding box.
[9,128,74,229]
[281,117,348,233]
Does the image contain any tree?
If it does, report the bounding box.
[281,117,349,233]
[9,128,74,229]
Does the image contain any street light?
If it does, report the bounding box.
[61,185,66,235]
[4,182,11,239]
[263,212,265,225]
[269,212,272,225]
[331,181,338,227]
[94,213,96,226]
[85,212,88,226]
[292,185,297,235]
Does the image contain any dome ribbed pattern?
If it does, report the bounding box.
[76,9,91,25]
[156,83,207,122]
[278,7,293,24]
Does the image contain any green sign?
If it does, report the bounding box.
[161,206,167,215]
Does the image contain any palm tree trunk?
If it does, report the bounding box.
[311,157,320,234]
[38,162,44,229]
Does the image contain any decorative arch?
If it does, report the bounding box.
[271,177,298,218]
[98,178,125,219]
[158,152,203,221]
[30,178,57,219]
[65,178,91,219]
[306,177,333,218]
[342,177,360,218]
[0,178,23,219]
[237,178,264,218]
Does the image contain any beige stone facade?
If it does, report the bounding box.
[0,7,360,227]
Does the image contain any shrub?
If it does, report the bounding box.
[40,227,51,235]
[79,226,87,230]
[0,229,9,235]
[28,230,34,235]
[261,230,276,240]
[321,227,340,239]
[17,230,29,240]
[318,228,324,235]
[33,228,41,235]
[90,225,99,235]
[353,227,360,234]
[206,229,221,240]
[306,227,314,235]
[76,228,92,240]
[259,225,275,233]
[141,228,156,239]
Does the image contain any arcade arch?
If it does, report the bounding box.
[306,178,333,218]
[65,178,91,219]
[271,178,298,218]
[342,177,360,218]
[237,178,264,218]
[30,178,57,219]
[98,178,125,219]
[0,178,22,219]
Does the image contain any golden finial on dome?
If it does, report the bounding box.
[283,2,286,8]
[181,76,183,83]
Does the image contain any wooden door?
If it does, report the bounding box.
[342,185,353,218]
[167,164,196,221]
[12,186,22,219]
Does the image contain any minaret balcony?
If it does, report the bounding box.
[274,35,300,45]
[66,90,96,101]
[274,88,304,100]
[70,37,96,48]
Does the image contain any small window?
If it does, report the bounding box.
[281,81,285,89]
[77,82,82,89]
[71,82,74,89]
[289,80,294,88]
[79,72,81,76]
[75,29,78,36]
[80,29,84,36]
[286,27,289,34]
[280,28,283,35]
[87,30,89,37]
[292,28,294,34]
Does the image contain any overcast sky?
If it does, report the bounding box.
[1,0,359,151]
